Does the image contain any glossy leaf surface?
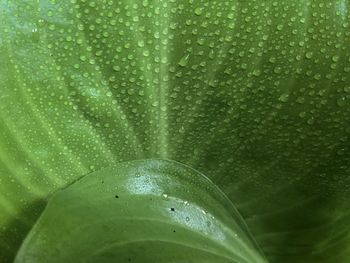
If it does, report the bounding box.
[15,159,267,263]
[0,0,349,262]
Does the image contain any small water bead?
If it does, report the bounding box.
[320,99,328,105]
[137,40,145,47]
[194,7,203,16]
[240,63,247,70]
[276,24,283,31]
[252,69,261,76]
[299,112,306,118]
[178,53,190,67]
[279,94,289,102]
[305,52,313,59]
[209,50,215,59]
[269,57,276,63]
[113,65,120,71]
[296,97,305,104]
[337,97,346,107]
[307,117,315,125]
[314,74,321,80]
[197,38,205,46]
[30,27,40,42]
[332,55,340,62]
[80,55,87,62]
[227,12,235,19]
[154,32,160,39]
[127,89,135,95]
[274,67,282,74]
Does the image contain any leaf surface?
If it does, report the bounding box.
[15,159,267,263]
[0,0,349,262]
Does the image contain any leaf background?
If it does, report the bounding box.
[0,0,349,262]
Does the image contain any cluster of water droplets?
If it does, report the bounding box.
[0,0,349,262]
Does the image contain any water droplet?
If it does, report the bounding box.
[337,97,346,107]
[279,94,289,102]
[252,69,261,77]
[307,117,315,125]
[276,24,283,31]
[137,40,145,47]
[274,67,282,74]
[142,50,150,57]
[178,53,190,67]
[113,65,120,71]
[269,57,276,63]
[194,7,203,16]
[305,52,313,59]
[31,27,39,42]
[80,55,87,62]
[332,55,340,62]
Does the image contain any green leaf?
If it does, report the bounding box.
[15,159,267,263]
[0,0,349,262]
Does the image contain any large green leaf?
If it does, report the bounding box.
[0,0,349,262]
[15,159,267,263]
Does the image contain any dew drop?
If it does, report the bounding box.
[279,94,289,102]
[307,117,315,125]
[178,53,190,67]
[305,52,313,59]
[137,40,145,47]
[332,55,340,62]
[337,97,346,107]
[194,7,203,16]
